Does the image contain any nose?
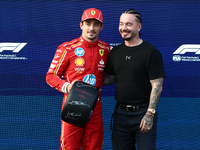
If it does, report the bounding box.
[89,24,95,30]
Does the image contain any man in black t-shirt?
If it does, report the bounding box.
[103,9,166,150]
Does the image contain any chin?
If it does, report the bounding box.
[120,34,130,40]
[88,36,96,40]
[122,37,131,41]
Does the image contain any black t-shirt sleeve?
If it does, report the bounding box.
[148,50,166,80]
[104,51,115,75]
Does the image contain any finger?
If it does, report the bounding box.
[68,80,79,92]
[141,124,146,133]
[146,122,153,130]
[141,124,152,133]
[141,128,149,133]
[141,127,146,133]
[67,84,71,93]
[71,80,77,85]
[140,119,144,128]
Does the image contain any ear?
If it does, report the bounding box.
[80,22,83,30]
[137,23,142,31]
[100,24,103,31]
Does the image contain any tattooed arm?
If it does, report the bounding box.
[140,77,164,133]
[102,73,116,85]
[148,77,164,109]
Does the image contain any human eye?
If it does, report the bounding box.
[85,21,91,26]
[127,23,132,26]
[119,23,123,26]
[94,23,101,27]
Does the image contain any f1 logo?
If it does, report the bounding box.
[173,44,200,54]
[0,43,27,52]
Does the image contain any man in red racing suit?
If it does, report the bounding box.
[46,8,111,150]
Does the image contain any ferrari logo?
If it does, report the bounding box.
[91,10,95,15]
[99,49,104,56]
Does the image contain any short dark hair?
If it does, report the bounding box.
[123,9,142,24]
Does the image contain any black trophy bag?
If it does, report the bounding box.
[61,81,99,128]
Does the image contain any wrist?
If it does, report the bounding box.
[62,82,70,93]
[146,111,154,117]
[146,108,156,117]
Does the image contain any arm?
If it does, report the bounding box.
[140,77,164,133]
[149,77,164,110]
[46,45,70,93]
[102,73,115,85]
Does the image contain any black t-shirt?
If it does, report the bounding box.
[105,40,166,105]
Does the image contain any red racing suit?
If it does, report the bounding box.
[46,36,111,150]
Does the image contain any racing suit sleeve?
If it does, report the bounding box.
[46,44,70,93]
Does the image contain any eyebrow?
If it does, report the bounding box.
[119,21,133,24]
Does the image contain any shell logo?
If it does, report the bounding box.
[75,58,85,66]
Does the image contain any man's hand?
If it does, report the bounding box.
[139,77,164,133]
[140,113,154,133]
[67,80,79,93]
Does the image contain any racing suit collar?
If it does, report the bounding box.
[80,36,99,47]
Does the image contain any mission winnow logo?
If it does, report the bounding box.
[172,44,200,62]
[0,43,27,60]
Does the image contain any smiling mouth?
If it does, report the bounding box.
[121,32,130,36]
[122,29,129,32]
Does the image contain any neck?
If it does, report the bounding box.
[82,34,98,43]
[81,36,99,47]
[125,37,142,47]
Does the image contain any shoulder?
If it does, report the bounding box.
[106,44,123,60]
[113,43,123,49]
[142,41,162,55]
[57,37,80,50]
[110,43,123,54]
[142,41,157,50]
[98,40,112,52]
[98,40,110,46]
[141,41,164,64]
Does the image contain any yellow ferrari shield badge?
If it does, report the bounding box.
[91,10,95,15]
[99,49,104,56]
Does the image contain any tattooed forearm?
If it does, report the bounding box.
[149,77,164,109]
[102,73,115,85]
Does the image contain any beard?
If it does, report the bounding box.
[87,31,97,40]
[122,36,132,41]
[88,36,96,40]
[120,30,136,41]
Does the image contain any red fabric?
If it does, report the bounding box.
[81,8,103,23]
[46,36,111,149]
[46,36,111,92]
[60,101,103,150]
